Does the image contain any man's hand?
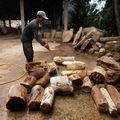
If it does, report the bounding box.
[44,39,51,52]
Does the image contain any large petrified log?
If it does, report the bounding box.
[100,87,118,117]
[61,70,87,79]
[62,28,74,43]
[100,37,120,42]
[53,56,75,65]
[50,76,74,95]
[89,66,106,84]
[81,76,93,93]
[97,56,120,71]
[91,85,108,113]
[20,76,37,93]
[40,86,54,113]
[6,84,27,111]
[106,85,120,113]
[73,32,92,49]
[62,61,86,70]
[36,72,50,87]
[30,68,46,79]
[28,85,44,110]
[73,27,83,46]
[25,61,47,73]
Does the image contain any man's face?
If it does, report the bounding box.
[37,16,45,24]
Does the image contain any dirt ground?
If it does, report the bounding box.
[0,35,119,120]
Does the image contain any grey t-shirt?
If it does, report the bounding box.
[21,19,45,46]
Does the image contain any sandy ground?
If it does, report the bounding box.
[0,35,119,120]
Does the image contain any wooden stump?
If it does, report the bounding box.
[6,84,27,111]
[20,76,37,93]
[89,66,106,84]
[100,87,118,117]
[40,86,54,113]
[36,72,50,87]
[50,76,74,95]
[106,85,120,113]
[28,85,44,110]
[91,85,108,113]
[81,76,93,93]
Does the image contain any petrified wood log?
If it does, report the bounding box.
[81,76,93,93]
[62,61,86,70]
[73,27,83,46]
[20,75,37,93]
[91,85,108,113]
[106,84,120,113]
[25,61,47,73]
[53,56,75,65]
[28,85,44,110]
[40,86,54,113]
[6,84,27,111]
[68,73,83,90]
[30,68,46,79]
[50,76,74,95]
[97,56,120,71]
[36,72,50,87]
[100,87,118,117]
[61,70,87,79]
[62,28,74,43]
[47,62,58,75]
[89,66,106,84]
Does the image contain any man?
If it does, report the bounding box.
[21,10,50,62]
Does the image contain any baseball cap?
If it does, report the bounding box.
[37,10,48,20]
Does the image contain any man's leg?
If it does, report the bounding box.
[22,41,34,62]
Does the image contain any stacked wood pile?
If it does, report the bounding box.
[6,56,120,117]
[72,26,107,56]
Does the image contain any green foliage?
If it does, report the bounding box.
[108,46,120,52]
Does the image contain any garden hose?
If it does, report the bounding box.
[0,63,27,86]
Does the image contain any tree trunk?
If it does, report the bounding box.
[81,76,93,93]
[114,0,120,35]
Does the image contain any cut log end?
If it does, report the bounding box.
[40,103,52,113]
[6,97,26,111]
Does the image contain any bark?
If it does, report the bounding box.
[114,0,120,35]
[6,84,27,111]
[91,85,108,113]
[28,85,44,110]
